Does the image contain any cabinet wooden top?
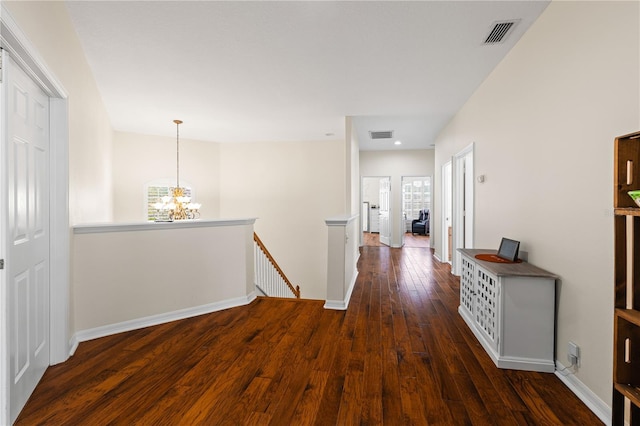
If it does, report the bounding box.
[458,249,558,279]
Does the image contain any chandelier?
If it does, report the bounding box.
[154,119,201,221]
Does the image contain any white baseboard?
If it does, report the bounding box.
[325,269,359,311]
[70,292,257,353]
[555,360,611,426]
[68,337,80,357]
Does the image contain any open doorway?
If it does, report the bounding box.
[402,176,431,248]
[362,176,391,247]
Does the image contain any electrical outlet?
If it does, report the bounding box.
[568,341,580,366]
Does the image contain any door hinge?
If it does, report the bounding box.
[0,259,4,270]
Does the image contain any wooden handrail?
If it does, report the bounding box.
[254,233,301,298]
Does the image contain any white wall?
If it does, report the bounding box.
[433,1,639,408]
[347,117,361,216]
[5,1,113,224]
[219,140,346,300]
[362,177,381,207]
[113,131,221,222]
[112,133,345,300]
[360,149,435,246]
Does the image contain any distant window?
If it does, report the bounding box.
[146,183,192,221]
[402,177,431,220]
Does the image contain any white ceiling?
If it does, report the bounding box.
[65,1,549,150]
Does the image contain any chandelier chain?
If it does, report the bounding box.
[174,119,182,188]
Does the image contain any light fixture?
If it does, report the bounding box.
[154,119,201,221]
[394,140,402,146]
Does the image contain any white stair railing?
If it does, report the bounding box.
[254,233,300,299]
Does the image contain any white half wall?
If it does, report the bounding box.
[72,220,256,332]
[325,215,359,310]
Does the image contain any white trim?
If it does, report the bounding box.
[71,292,258,351]
[555,361,611,426]
[0,46,7,426]
[324,268,359,310]
[0,5,68,98]
[1,6,71,424]
[441,161,452,265]
[452,143,474,276]
[49,98,70,365]
[73,218,257,234]
[325,214,358,226]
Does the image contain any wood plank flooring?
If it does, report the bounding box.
[16,245,603,425]
[364,232,430,248]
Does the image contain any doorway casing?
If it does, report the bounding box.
[1,5,71,424]
[441,161,452,264]
[360,176,392,247]
[452,143,474,275]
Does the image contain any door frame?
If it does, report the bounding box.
[1,6,70,424]
[441,161,452,264]
[452,143,474,275]
[401,175,432,245]
[360,176,391,246]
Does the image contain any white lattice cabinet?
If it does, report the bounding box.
[458,249,557,373]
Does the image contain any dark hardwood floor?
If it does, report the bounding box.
[16,245,603,425]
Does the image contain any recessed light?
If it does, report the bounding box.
[394,140,402,145]
[325,133,334,137]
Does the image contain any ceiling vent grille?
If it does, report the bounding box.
[484,20,518,44]
[369,130,394,139]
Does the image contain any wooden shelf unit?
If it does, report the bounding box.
[613,130,640,425]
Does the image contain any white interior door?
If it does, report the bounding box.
[5,55,51,423]
[379,177,391,246]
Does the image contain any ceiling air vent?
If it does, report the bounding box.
[369,130,394,139]
[484,20,518,44]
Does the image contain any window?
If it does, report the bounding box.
[402,176,431,221]
[145,182,192,221]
